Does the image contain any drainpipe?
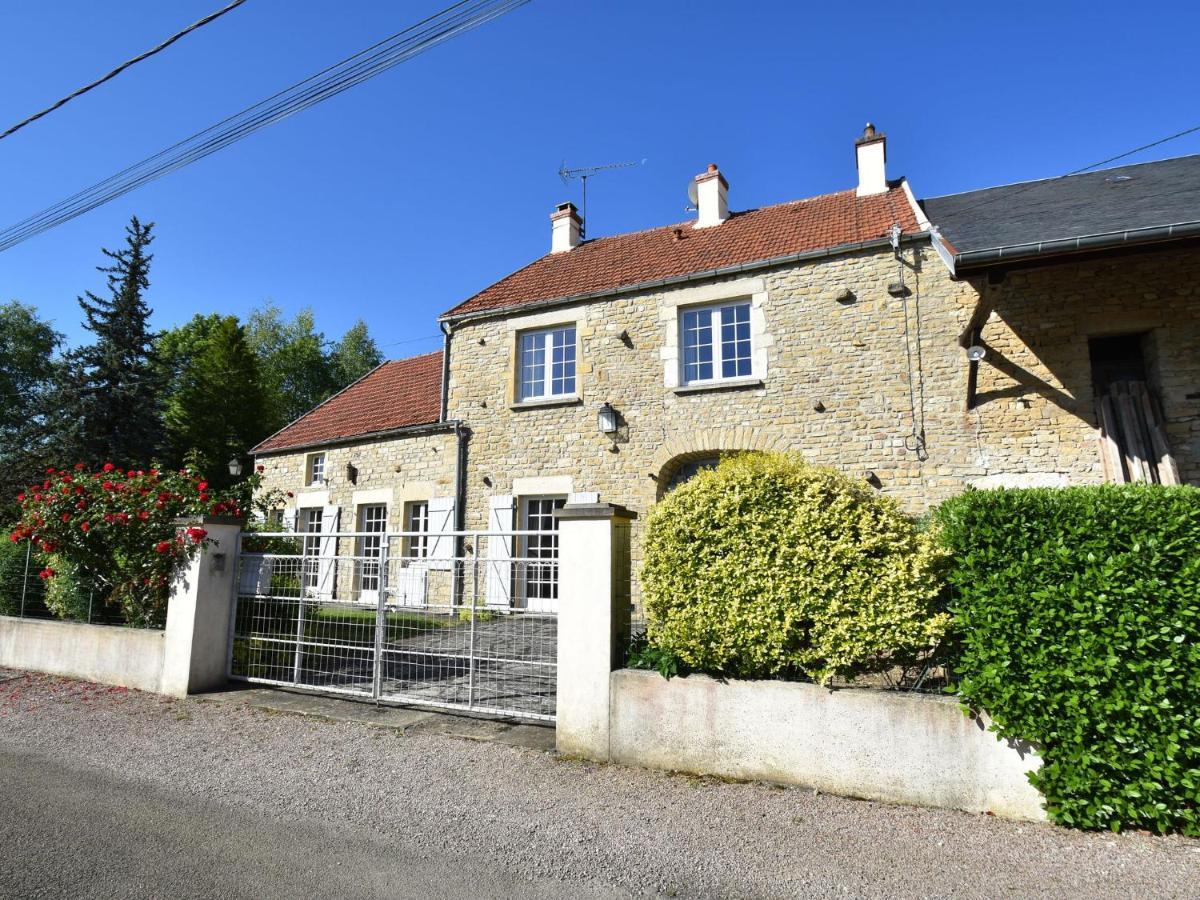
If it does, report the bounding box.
[439,321,452,422]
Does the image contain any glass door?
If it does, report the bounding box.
[519,496,565,611]
[355,504,387,604]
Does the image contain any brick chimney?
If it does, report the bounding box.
[550,202,582,253]
[855,123,888,196]
[693,163,729,228]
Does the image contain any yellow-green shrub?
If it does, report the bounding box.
[640,453,948,682]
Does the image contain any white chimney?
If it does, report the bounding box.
[550,202,582,253]
[855,123,888,196]
[693,163,729,228]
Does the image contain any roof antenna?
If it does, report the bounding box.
[557,158,645,238]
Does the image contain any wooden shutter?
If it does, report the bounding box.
[485,495,515,609]
[425,496,456,571]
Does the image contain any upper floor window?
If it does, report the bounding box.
[306,452,326,486]
[681,301,752,385]
[518,325,576,402]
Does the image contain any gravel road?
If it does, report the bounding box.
[2,670,1198,899]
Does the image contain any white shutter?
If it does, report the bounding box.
[316,505,340,600]
[238,554,274,597]
[425,496,456,571]
[485,495,515,609]
[283,508,298,532]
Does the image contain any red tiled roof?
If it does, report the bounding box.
[442,185,920,319]
[252,351,444,454]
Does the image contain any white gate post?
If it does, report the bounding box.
[161,517,243,698]
[553,502,636,759]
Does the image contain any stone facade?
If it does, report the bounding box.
[255,427,458,531]
[442,239,1199,568]
[253,240,1200,592]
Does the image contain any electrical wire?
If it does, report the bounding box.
[0,0,250,143]
[0,0,530,253]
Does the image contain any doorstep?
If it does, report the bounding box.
[200,683,556,752]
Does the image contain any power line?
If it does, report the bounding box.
[0,0,250,143]
[0,0,530,253]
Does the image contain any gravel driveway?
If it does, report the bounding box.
[2,669,1198,899]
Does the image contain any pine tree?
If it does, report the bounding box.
[67,216,162,467]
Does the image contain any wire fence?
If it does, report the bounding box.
[230,531,560,721]
[0,542,146,628]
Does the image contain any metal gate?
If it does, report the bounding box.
[227,530,558,722]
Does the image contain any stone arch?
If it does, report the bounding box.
[651,426,791,500]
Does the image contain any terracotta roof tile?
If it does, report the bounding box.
[252,351,444,454]
[442,185,920,319]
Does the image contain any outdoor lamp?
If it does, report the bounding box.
[227,456,243,477]
[598,402,618,436]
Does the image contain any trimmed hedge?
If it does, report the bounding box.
[640,452,949,683]
[935,485,1200,834]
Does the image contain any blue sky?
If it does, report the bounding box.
[2,0,1197,352]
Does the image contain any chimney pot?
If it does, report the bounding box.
[550,201,582,253]
[855,123,888,197]
[693,163,730,228]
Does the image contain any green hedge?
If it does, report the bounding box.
[640,452,949,683]
[935,485,1200,834]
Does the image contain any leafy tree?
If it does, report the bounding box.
[329,319,383,388]
[62,217,161,467]
[0,301,62,514]
[245,302,333,429]
[157,314,270,486]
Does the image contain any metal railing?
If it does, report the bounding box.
[228,531,560,721]
[0,541,153,628]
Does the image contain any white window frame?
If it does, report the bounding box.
[298,507,323,592]
[517,495,565,612]
[517,325,577,402]
[403,500,430,560]
[355,503,388,603]
[305,452,326,486]
[679,299,754,387]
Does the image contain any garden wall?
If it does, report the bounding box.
[607,670,1046,821]
[0,616,166,692]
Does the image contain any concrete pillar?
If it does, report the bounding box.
[160,517,242,697]
[553,502,636,759]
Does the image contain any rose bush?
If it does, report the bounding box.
[10,463,253,627]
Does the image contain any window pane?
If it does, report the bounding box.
[519,332,546,400]
[550,327,576,395]
[406,501,429,558]
[682,309,714,383]
[720,303,752,378]
[356,504,387,593]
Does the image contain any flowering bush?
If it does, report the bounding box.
[10,463,251,627]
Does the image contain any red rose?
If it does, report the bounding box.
[74,463,86,471]
[45,467,55,475]
[199,493,210,503]
[80,522,90,532]
[154,541,171,554]
[149,468,158,476]
[137,510,149,520]
[186,526,208,543]
[102,462,115,472]
[102,481,115,490]
[197,481,209,492]
[61,513,70,523]
[256,465,264,473]
[76,501,86,509]
[16,493,24,502]
[286,491,294,498]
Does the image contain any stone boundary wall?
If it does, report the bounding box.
[607,669,1046,821]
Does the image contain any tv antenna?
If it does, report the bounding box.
[558,158,645,238]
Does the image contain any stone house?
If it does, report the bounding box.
[253,127,1200,608]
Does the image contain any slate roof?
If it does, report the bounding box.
[442,185,922,319]
[921,154,1200,270]
[252,351,444,454]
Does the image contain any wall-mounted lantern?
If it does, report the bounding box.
[598,402,618,436]
[227,456,243,477]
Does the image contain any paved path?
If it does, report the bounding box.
[2,670,1199,899]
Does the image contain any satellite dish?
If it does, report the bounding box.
[966,345,987,362]
[686,179,699,209]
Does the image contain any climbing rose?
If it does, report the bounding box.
[154,541,171,554]
[185,527,208,543]
[80,522,90,532]
[102,462,115,472]
[197,481,209,492]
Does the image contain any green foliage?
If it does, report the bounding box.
[63,216,162,467]
[626,632,684,679]
[329,320,383,389]
[0,537,39,616]
[0,302,63,518]
[157,314,270,484]
[640,452,949,683]
[245,303,334,430]
[41,554,98,622]
[935,485,1200,835]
